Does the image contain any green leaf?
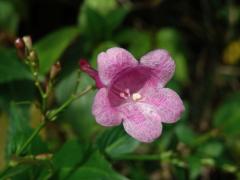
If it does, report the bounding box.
[156,28,182,53]
[174,53,189,84]
[55,71,96,140]
[197,141,224,158]
[175,124,198,147]
[0,165,31,179]
[35,27,79,74]
[68,151,127,180]
[0,48,31,83]
[0,1,19,34]
[78,6,107,40]
[78,1,129,39]
[6,103,32,156]
[6,103,47,157]
[166,79,182,94]
[82,0,117,16]
[173,166,187,180]
[214,92,240,136]
[115,29,151,58]
[96,126,139,158]
[187,155,202,180]
[53,140,85,169]
[105,7,129,34]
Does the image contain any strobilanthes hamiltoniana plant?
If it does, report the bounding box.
[80,47,185,143]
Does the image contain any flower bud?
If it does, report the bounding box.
[14,38,26,59]
[14,38,25,50]
[28,50,38,62]
[50,61,61,79]
[22,36,32,50]
[79,59,104,88]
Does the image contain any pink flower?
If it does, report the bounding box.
[80,47,184,143]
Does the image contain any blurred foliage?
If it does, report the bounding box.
[0,48,31,83]
[35,27,80,74]
[223,39,240,64]
[0,1,19,34]
[0,0,240,179]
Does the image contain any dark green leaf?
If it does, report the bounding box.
[97,126,139,158]
[81,0,117,16]
[105,8,129,34]
[55,71,96,140]
[0,165,31,179]
[6,103,32,156]
[0,1,19,34]
[78,6,107,40]
[6,103,47,157]
[68,151,127,180]
[53,140,84,169]
[0,48,31,83]
[197,141,224,158]
[115,29,151,58]
[187,155,202,180]
[35,27,79,74]
[175,124,198,147]
[214,92,240,136]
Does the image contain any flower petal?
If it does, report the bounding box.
[143,88,185,123]
[92,88,121,126]
[97,47,138,86]
[119,103,162,143]
[140,49,175,87]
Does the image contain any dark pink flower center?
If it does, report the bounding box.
[108,66,152,106]
[79,59,153,107]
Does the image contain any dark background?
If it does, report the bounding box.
[0,0,240,179]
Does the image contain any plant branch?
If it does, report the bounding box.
[47,85,94,121]
[16,121,46,156]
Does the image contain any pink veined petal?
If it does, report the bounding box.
[140,49,175,88]
[97,47,138,86]
[119,103,162,143]
[143,87,185,123]
[92,88,122,126]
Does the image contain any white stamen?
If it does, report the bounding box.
[120,92,126,98]
[132,93,142,101]
[125,88,130,95]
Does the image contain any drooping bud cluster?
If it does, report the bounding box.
[14,36,39,70]
[14,36,62,112]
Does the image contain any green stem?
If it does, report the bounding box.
[29,64,47,112]
[74,70,81,94]
[113,154,162,161]
[113,152,186,168]
[16,121,46,156]
[47,85,94,120]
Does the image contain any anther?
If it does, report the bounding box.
[132,93,142,101]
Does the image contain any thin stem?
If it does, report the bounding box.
[113,154,161,161]
[74,70,81,94]
[29,64,47,112]
[74,85,94,99]
[113,151,174,161]
[47,85,94,120]
[16,121,46,156]
[113,152,186,168]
